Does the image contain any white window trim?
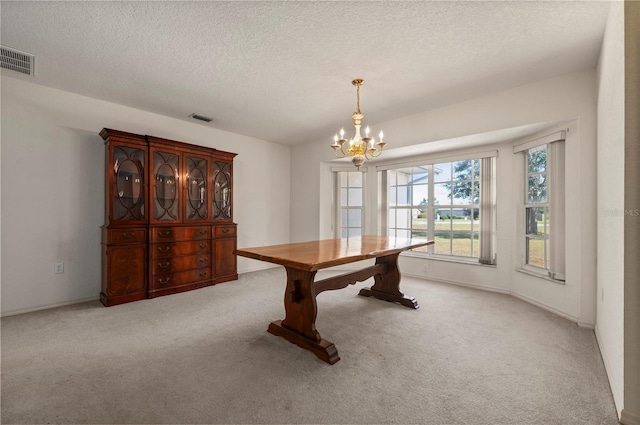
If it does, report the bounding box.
[375,150,498,171]
[514,131,565,153]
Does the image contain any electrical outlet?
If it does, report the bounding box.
[54,262,64,274]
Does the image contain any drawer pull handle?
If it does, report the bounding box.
[198,229,207,235]
[158,246,171,253]
[122,232,135,239]
[158,262,171,269]
[198,257,208,263]
[159,277,170,284]
[222,228,230,233]
[199,243,207,249]
[158,231,172,237]
[199,271,208,277]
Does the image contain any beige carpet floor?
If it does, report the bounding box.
[1,268,618,424]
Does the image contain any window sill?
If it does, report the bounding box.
[516,267,565,284]
[400,251,496,268]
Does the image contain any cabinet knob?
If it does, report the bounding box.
[199,271,208,277]
[158,246,171,253]
[159,231,171,237]
[199,257,208,263]
[158,262,171,269]
[199,243,207,249]
[198,229,207,235]
[122,232,135,239]
[222,227,229,233]
[158,277,170,284]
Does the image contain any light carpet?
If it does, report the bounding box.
[1,268,618,424]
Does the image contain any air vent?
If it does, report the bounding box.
[189,113,213,123]
[1,46,35,76]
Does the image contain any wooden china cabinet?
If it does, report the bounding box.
[100,129,149,306]
[100,129,238,306]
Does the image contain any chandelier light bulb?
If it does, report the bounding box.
[379,131,384,141]
[340,128,345,138]
[365,126,370,136]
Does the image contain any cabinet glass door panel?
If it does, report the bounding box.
[153,151,180,221]
[212,161,232,220]
[186,156,208,221]
[113,146,145,221]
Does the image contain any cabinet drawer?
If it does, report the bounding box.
[214,224,236,238]
[106,229,146,244]
[151,268,212,290]
[152,240,211,258]
[151,226,210,242]
[152,254,211,274]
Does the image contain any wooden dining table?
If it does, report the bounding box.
[234,235,433,364]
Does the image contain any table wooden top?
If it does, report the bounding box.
[235,236,433,271]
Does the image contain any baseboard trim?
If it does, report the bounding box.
[402,272,510,295]
[621,409,640,425]
[1,295,100,318]
[594,326,624,416]
[510,291,583,325]
[403,272,595,328]
[238,264,280,274]
[2,266,279,318]
[295,267,591,328]
[577,321,596,329]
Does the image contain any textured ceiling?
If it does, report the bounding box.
[1,1,610,146]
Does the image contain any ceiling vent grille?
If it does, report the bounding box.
[189,113,213,123]
[1,45,35,76]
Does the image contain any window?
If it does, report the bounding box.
[335,171,364,238]
[383,154,496,263]
[434,160,480,257]
[524,145,549,269]
[515,132,565,281]
[387,166,429,243]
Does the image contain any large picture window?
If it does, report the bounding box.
[384,154,496,263]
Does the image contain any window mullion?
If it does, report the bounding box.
[428,164,435,254]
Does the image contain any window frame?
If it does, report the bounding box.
[431,160,481,258]
[334,169,365,239]
[379,152,497,264]
[514,131,566,282]
[524,144,550,271]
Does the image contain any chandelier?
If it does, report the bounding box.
[330,78,386,170]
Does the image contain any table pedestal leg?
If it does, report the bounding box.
[358,253,419,309]
[267,267,340,364]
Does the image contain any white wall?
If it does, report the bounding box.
[595,0,625,416]
[1,76,290,315]
[291,68,598,327]
[510,118,597,327]
[622,2,640,423]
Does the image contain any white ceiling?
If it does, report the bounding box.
[1,1,610,146]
